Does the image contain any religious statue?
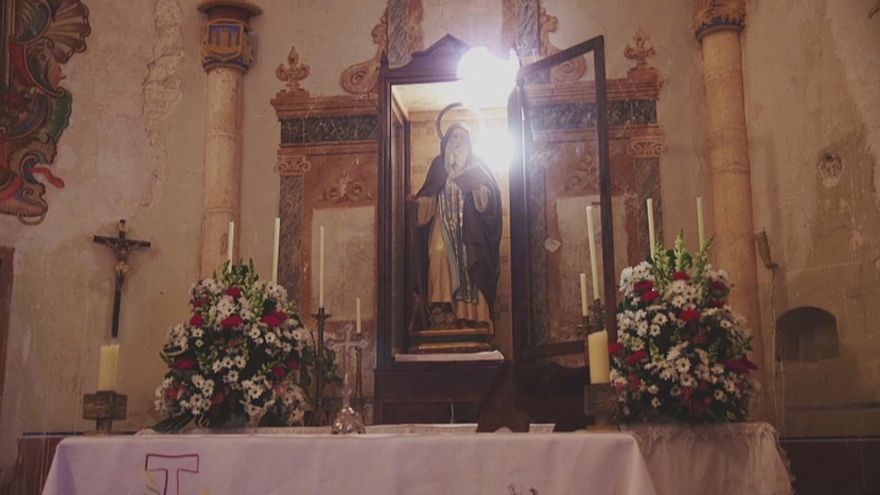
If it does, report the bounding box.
[408,121,503,352]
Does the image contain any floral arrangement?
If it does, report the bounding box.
[610,235,757,423]
[154,263,335,431]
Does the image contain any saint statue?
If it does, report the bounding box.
[409,123,503,348]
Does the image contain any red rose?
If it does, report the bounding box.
[172,358,197,370]
[725,358,757,374]
[164,386,180,400]
[189,314,205,327]
[608,342,625,356]
[710,300,726,308]
[192,297,208,308]
[693,330,708,345]
[673,271,690,281]
[285,359,301,370]
[225,287,242,298]
[641,290,660,304]
[626,350,648,366]
[680,309,701,323]
[272,364,288,378]
[710,280,727,291]
[261,311,288,327]
[212,391,225,406]
[681,386,694,400]
[629,374,642,391]
[221,315,243,328]
[634,280,654,293]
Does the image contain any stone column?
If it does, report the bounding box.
[197,0,261,276]
[694,1,769,419]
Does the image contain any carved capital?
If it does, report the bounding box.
[693,0,745,40]
[275,155,312,176]
[198,1,261,73]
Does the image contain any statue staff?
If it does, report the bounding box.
[93,220,151,338]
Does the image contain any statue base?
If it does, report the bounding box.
[410,328,491,353]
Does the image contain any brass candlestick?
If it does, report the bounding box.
[355,346,364,413]
[584,383,618,430]
[83,391,127,434]
[577,298,605,334]
[311,307,331,426]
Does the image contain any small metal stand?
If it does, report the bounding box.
[83,391,127,435]
[311,307,331,426]
[583,383,618,431]
[577,298,606,335]
[354,346,364,413]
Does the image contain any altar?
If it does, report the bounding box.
[42,423,792,495]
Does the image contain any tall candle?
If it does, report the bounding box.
[227,220,235,271]
[586,205,600,302]
[272,217,281,284]
[646,198,656,258]
[356,297,362,334]
[579,273,589,317]
[696,196,705,248]
[587,330,610,384]
[318,225,325,308]
[97,343,119,391]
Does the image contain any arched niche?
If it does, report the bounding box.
[776,306,839,362]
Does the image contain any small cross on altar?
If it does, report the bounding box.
[93,220,151,338]
[326,324,368,433]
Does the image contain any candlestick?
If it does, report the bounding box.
[227,221,235,271]
[318,225,325,308]
[587,330,610,384]
[310,307,332,426]
[579,273,589,317]
[356,297,362,334]
[586,205,600,301]
[646,198,656,259]
[696,196,705,248]
[97,343,119,391]
[272,217,280,283]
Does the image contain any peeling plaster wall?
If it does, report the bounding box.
[745,0,880,436]
[0,0,203,475]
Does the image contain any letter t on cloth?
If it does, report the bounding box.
[145,454,200,495]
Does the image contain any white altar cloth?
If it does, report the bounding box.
[43,431,656,495]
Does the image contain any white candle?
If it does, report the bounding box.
[318,225,325,308]
[356,297,362,334]
[586,205,600,302]
[227,220,235,271]
[97,343,119,391]
[646,198,656,258]
[579,273,589,317]
[588,330,610,384]
[696,196,705,249]
[272,217,281,284]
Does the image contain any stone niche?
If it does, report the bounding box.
[776,306,840,362]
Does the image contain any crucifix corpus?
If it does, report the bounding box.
[93,220,151,338]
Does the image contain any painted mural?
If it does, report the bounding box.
[0,0,90,224]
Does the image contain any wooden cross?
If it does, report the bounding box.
[93,220,151,338]
[326,323,368,408]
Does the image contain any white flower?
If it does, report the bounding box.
[649,324,661,337]
[651,397,661,408]
[714,390,726,401]
[192,328,204,338]
[670,385,682,396]
[647,385,659,394]
[680,374,696,387]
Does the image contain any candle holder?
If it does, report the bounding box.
[583,383,618,431]
[310,306,332,426]
[354,346,364,413]
[83,391,127,435]
[578,298,605,334]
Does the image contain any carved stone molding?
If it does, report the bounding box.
[197,0,261,72]
[339,14,387,97]
[275,155,312,176]
[0,0,91,224]
[693,0,746,40]
[626,136,667,159]
[276,46,311,97]
[538,7,587,83]
[319,171,373,204]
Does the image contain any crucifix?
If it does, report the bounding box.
[326,323,368,433]
[93,220,151,338]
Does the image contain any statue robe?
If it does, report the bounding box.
[412,153,503,332]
